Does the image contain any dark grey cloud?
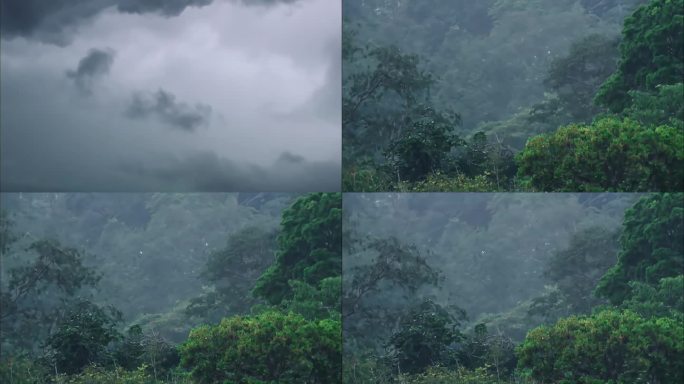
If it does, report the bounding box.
[1,0,307,46]
[116,0,212,16]
[1,0,106,45]
[0,0,214,45]
[278,151,306,163]
[113,151,340,192]
[126,89,212,132]
[236,0,302,5]
[66,48,115,93]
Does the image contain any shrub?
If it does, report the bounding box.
[516,117,684,191]
[180,310,341,384]
[516,309,684,383]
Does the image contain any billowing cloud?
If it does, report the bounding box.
[127,89,212,132]
[66,48,115,93]
[1,0,340,192]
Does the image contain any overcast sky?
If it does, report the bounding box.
[1,0,340,191]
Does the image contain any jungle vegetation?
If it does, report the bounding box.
[0,192,342,383]
[342,0,683,192]
[343,192,683,383]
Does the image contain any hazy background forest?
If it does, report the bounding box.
[1,192,342,383]
[343,0,683,191]
[343,193,683,382]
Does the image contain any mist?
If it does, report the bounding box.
[0,193,294,339]
[343,193,640,345]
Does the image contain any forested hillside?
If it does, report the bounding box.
[0,192,342,383]
[343,0,683,191]
[343,193,683,383]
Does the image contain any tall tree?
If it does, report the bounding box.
[386,299,465,376]
[45,300,122,375]
[1,236,100,352]
[595,0,684,112]
[596,193,684,305]
[253,193,341,305]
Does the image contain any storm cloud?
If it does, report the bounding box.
[1,0,213,45]
[1,0,308,46]
[236,0,302,6]
[116,0,213,16]
[1,0,340,191]
[66,48,115,93]
[127,89,212,132]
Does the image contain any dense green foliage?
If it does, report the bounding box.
[179,193,342,384]
[53,366,169,384]
[400,366,501,384]
[344,0,681,192]
[253,193,342,305]
[1,192,342,384]
[517,309,684,383]
[596,193,684,305]
[595,0,684,113]
[343,193,682,383]
[622,275,684,318]
[386,300,464,375]
[516,193,684,383]
[516,117,684,191]
[280,276,341,321]
[624,82,684,126]
[180,311,341,384]
[46,301,122,374]
[384,107,462,184]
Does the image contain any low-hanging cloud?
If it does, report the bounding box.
[126,89,212,132]
[66,48,115,93]
[116,151,340,191]
[277,151,306,163]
